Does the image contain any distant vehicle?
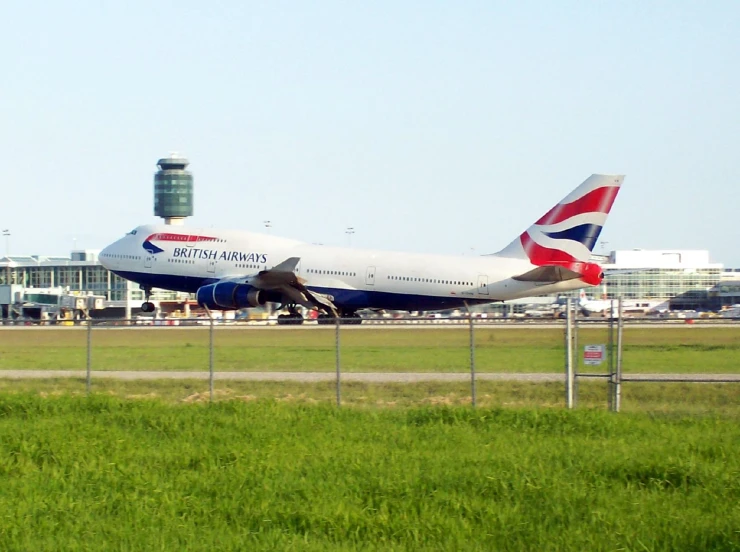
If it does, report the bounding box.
[720,305,740,318]
[100,174,624,324]
[524,309,549,318]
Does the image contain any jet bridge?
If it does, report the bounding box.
[1,285,106,324]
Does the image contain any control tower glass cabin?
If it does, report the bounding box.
[153,154,194,225]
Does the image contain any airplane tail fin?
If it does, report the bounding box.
[496,174,624,265]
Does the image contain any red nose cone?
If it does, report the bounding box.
[579,262,604,286]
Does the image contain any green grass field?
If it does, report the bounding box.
[1,326,739,373]
[0,396,738,550]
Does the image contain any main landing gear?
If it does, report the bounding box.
[277,305,304,325]
[140,286,155,314]
[340,311,363,325]
[316,311,363,325]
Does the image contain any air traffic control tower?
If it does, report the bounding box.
[154,154,194,225]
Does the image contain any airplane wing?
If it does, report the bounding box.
[210,257,338,314]
[255,257,337,313]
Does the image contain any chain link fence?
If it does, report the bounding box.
[1,310,738,413]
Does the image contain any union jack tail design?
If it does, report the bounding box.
[497,174,624,265]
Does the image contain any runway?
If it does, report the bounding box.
[1,371,739,382]
[1,320,738,330]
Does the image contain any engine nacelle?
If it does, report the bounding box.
[196,282,267,310]
[246,288,266,308]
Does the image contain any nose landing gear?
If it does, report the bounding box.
[140,286,155,313]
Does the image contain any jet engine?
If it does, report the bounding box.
[196,282,267,310]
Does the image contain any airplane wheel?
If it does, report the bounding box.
[340,312,362,325]
[141,302,155,313]
[278,313,304,325]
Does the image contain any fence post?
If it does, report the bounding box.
[204,307,214,403]
[466,304,476,408]
[86,318,92,396]
[335,316,341,407]
[608,299,615,411]
[573,301,579,408]
[615,297,624,412]
[565,297,574,409]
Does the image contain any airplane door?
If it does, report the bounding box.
[477,275,489,295]
[207,260,217,274]
[365,266,376,286]
[144,255,153,269]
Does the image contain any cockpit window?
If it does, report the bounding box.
[126,229,138,236]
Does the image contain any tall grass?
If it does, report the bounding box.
[0,395,738,550]
[2,378,739,416]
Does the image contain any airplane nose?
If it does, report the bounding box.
[99,240,119,269]
[99,245,112,268]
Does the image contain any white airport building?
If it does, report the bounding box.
[0,250,190,321]
[587,249,729,309]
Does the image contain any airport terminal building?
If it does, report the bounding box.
[0,250,188,320]
[588,249,732,310]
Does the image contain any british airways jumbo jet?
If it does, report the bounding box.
[99,174,623,324]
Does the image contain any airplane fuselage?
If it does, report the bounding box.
[101,224,592,313]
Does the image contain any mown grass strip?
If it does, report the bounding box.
[0,327,739,373]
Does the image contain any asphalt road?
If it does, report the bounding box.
[1,371,739,382]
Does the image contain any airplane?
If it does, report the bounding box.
[578,290,670,316]
[99,174,624,324]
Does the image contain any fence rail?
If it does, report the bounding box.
[2,316,740,328]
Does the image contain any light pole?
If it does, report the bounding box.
[2,229,9,257]
[263,220,272,234]
[599,241,609,300]
[345,227,355,246]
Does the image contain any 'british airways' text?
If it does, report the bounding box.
[172,248,267,263]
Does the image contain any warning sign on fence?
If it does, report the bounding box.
[583,345,606,366]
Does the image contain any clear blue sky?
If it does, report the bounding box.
[2,1,738,265]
